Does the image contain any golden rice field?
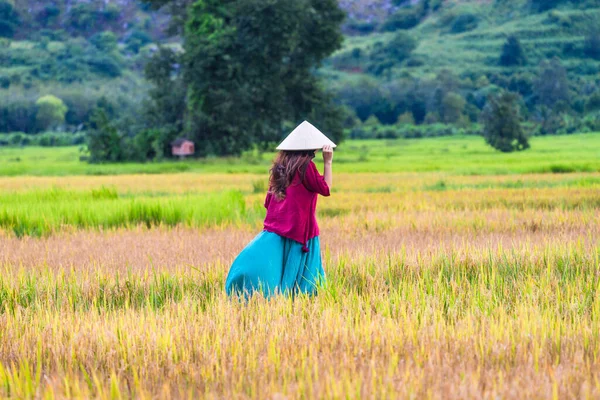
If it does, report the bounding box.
[1,139,600,399]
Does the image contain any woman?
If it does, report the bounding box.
[225,121,335,298]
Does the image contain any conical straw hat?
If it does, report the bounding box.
[276,121,337,151]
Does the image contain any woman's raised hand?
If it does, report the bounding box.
[322,145,334,164]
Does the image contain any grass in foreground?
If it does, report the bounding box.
[0,234,598,398]
[0,134,599,398]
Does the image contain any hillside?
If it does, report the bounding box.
[323,0,600,137]
[1,0,599,141]
[329,0,600,78]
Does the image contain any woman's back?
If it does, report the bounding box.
[264,161,330,252]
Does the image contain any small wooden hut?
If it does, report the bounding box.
[171,138,195,158]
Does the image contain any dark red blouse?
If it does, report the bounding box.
[263,161,330,252]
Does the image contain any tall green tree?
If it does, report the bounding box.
[0,1,20,38]
[87,108,128,163]
[143,46,186,158]
[500,36,527,66]
[181,0,345,156]
[481,91,529,153]
[584,30,600,60]
[534,58,570,110]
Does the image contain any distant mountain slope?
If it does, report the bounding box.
[329,1,600,78]
[1,0,599,137]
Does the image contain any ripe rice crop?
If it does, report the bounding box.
[0,225,598,398]
[1,136,599,398]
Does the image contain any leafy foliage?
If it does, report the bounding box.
[180,0,345,156]
[0,1,20,38]
[367,32,417,76]
[449,13,478,34]
[87,108,127,163]
[35,95,68,131]
[481,91,529,153]
[90,31,118,52]
[583,30,600,60]
[530,0,566,12]
[534,58,570,110]
[382,8,422,32]
[500,36,527,66]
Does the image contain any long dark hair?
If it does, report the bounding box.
[269,150,315,200]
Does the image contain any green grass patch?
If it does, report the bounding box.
[1,134,599,176]
[0,188,264,237]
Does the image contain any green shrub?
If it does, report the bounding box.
[345,20,378,34]
[397,111,415,125]
[85,54,122,78]
[8,132,23,145]
[125,30,152,53]
[450,13,478,34]
[382,8,422,32]
[0,132,87,147]
[367,32,417,76]
[90,31,118,52]
[405,57,425,67]
[349,126,375,139]
[133,128,161,161]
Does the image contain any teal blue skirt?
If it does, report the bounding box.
[225,230,326,298]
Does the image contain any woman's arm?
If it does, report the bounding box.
[322,145,333,189]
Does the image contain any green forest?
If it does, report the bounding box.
[0,0,599,160]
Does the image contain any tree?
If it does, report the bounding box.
[586,91,600,112]
[182,0,345,156]
[90,31,118,52]
[87,108,128,163]
[35,5,61,28]
[530,0,564,12]
[367,32,417,76]
[125,30,152,53]
[481,91,529,153]
[36,95,68,131]
[450,13,478,34]
[584,31,600,60]
[441,92,466,123]
[382,8,421,32]
[334,77,387,121]
[533,58,570,109]
[143,46,186,158]
[500,36,527,66]
[0,1,20,38]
